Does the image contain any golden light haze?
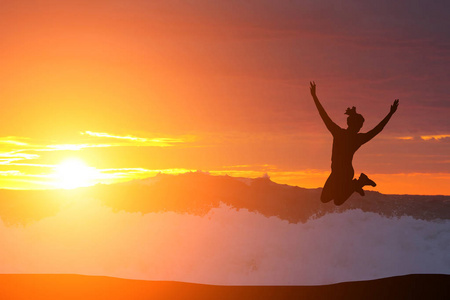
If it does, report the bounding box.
[0,130,448,195]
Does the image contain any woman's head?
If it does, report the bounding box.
[345,106,364,132]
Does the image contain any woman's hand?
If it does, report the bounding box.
[390,99,399,114]
[310,81,317,97]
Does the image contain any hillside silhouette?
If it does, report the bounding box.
[0,274,448,300]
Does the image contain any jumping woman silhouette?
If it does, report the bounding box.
[310,81,399,205]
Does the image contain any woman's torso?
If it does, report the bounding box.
[331,128,363,172]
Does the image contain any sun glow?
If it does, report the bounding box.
[53,158,100,189]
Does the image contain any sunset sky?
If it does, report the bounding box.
[0,0,448,194]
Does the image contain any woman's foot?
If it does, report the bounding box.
[359,173,376,187]
[354,174,376,196]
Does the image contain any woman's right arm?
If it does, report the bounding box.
[310,81,340,135]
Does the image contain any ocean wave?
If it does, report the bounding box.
[1,198,448,285]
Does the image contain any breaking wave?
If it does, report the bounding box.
[1,198,448,285]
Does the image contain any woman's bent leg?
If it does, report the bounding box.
[321,173,336,203]
[333,169,355,206]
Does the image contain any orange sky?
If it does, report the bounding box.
[0,0,449,195]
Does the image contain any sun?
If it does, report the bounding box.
[53,158,100,189]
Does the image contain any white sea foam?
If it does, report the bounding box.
[0,198,449,285]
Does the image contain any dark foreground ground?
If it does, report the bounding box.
[0,274,448,299]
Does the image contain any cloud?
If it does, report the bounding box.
[0,170,22,176]
[43,144,112,151]
[395,136,414,140]
[0,132,194,189]
[81,131,189,147]
[0,132,191,163]
[0,151,40,165]
[420,134,450,141]
[393,135,450,142]
[0,137,30,146]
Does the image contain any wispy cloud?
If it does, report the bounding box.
[393,135,450,142]
[0,131,192,164]
[420,134,450,141]
[42,144,113,151]
[81,131,190,147]
[0,151,40,165]
[395,136,414,140]
[0,132,194,189]
[82,131,149,142]
[0,137,30,146]
[0,170,22,176]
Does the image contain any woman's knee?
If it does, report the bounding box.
[320,191,333,203]
[334,196,349,206]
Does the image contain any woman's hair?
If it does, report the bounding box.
[345,106,365,129]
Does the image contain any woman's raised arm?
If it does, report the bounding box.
[310,81,340,135]
[360,99,399,144]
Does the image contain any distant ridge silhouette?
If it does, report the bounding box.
[0,173,448,226]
